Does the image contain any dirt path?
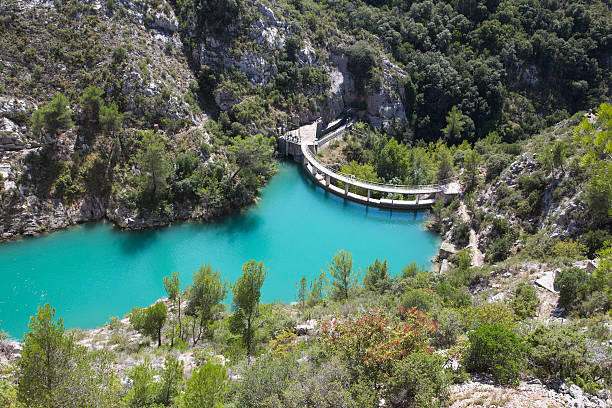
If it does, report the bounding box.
[459,201,484,267]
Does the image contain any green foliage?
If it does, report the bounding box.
[556,267,592,314]
[363,258,391,293]
[556,259,611,317]
[465,323,525,385]
[442,106,473,142]
[295,276,307,311]
[99,102,123,136]
[236,353,297,408]
[401,288,440,313]
[230,260,268,357]
[130,301,167,347]
[31,93,73,137]
[345,41,377,90]
[17,304,120,408]
[163,272,183,346]
[452,220,471,248]
[186,265,227,345]
[183,361,228,408]
[386,352,451,408]
[135,130,171,205]
[326,249,358,301]
[157,356,184,406]
[124,360,157,408]
[80,85,104,124]
[526,324,605,393]
[321,308,435,396]
[511,283,540,320]
[339,161,379,196]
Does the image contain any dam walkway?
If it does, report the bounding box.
[278,118,460,209]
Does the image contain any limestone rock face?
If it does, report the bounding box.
[0,96,36,118]
[153,10,179,32]
[0,117,26,150]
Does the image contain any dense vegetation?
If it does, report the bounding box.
[1,236,610,407]
[1,0,612,406]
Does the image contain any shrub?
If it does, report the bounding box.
[236,354,297,408]
[511,283,540,320]
[183,361,227,408]
[345,41,377,90]
[526,324,606,394]
[386,352,451,408]
[486,236,512,262]
[363,258,391,293]
[452,220,471,248]
[31,93,73,137]
[465,323,525,385]
[401,288,440,313]
[555,267,591,314]
[431,308,462,348]
[321,309,435,387]
[485,153,512,182]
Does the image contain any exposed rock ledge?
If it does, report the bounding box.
[0,194,238,242]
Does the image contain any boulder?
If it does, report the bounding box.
[535,270,557,293]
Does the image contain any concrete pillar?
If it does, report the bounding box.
[312,166,317,176]
[415,194,419,204]
[367,189,370,202]
[345,182,349,196]
[325,175,330,186]
[285,139,288,156]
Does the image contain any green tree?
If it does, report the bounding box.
[157,356,183,406]
[17,303,72,407]
[363,258,391,293]
[230,260,268,358]
[327,249,358,301]
[80,85,104,124]
[17,304,120,408]
[99,102,124,137]
[511,283,540,320]
[186,265,227,345]
[163,272,182,346]
[307,271,326,307]
[182,361,228,408]
[135,130,171,203]
[465,323,525,385]
[376,138,408,181]
[130,301,167,347]
[442,106,466,141]
[436,148,454,182]
[31,93,73,138]
[124,360,157,408]
[552,141,566,175]
[296,276,307,312]
[345,41,377,90]
[464,148,479,189]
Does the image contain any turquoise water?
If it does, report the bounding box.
[0,161,440,338]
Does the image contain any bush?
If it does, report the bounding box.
[465,323,525,385]
[431,308,462,348]
[511,283,540,320]
[485,153,512,182]
[236,354,298,408]
[386,352,451,408]
[452,220,471,248]
[555,267,591,314]
[345,41,377,89]
[486,236,512,262]
[31,93,73,137]
[526,324,606,394]
[401,288,440,313]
